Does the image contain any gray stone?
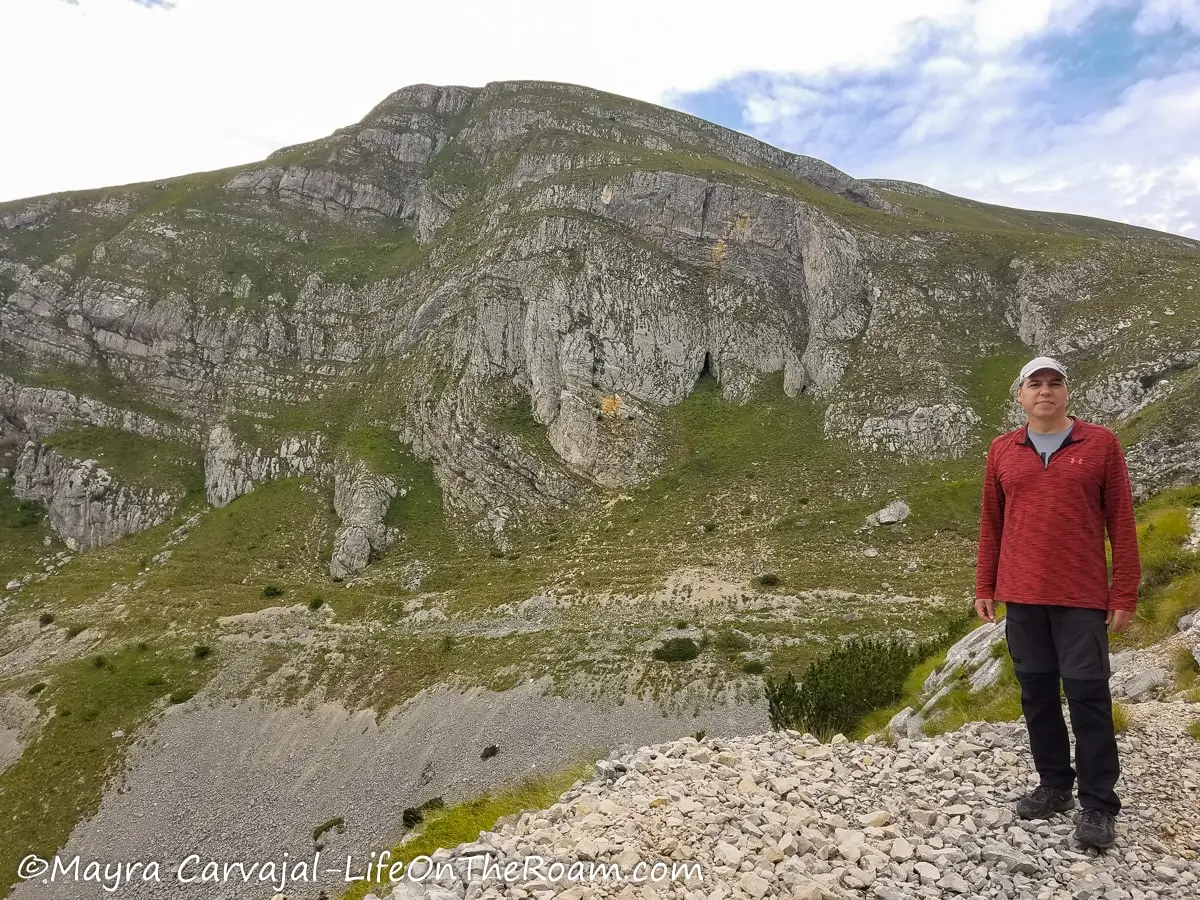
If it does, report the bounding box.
[866,499,911,527]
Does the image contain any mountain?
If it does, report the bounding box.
[1,80,1199,898]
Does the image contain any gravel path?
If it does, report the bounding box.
[372,700,1200,900]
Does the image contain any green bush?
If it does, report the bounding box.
[715,629,752,653]
[754,572,781,588]
[27,682,46,696]
[168,689,195,704]
[309,596,325,610]
[480,744,499,760]
[11,501,40,528]
[312,816,345,842]
[38,612,55,627]
[765,638,926,739]
[262,584,283,598]
[742,660,766,675]
[193,645,211,660]
[653,637,700,662]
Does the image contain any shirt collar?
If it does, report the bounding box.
[1014,415,1088,445]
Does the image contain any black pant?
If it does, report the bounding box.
[1005,602,1121,815]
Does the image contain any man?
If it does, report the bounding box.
[975,355,1140,851]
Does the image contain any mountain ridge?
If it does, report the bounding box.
[1,79,1200,900]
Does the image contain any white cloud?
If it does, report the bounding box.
[868,68,1200,235]
[1135,0,1200,33]
[717,2,1200,237]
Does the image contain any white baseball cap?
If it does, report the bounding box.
[1018,356,1068,383]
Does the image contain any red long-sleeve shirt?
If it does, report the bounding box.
[975,416,1141,611]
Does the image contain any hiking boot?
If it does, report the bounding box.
[1015,784,1075,819]
[1075,808,1117,850]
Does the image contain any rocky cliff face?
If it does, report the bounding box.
[11,442,181,551]
[203,422,328,508]
[2,79,1198,565]
[330,455,402,579]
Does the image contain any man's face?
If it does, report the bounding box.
[1018,369,1068,421]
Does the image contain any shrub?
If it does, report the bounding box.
[765,638,925,739]
[193,645,211,660]
[439,635,456,654]
[653,637,700,662]
[312,816,345,842]
[27,682,46,696]
[715,629,752,653]
[38,611,55,627]
[742,660,766,675]
[136,641,150,652]
[674,620,689,629]
[168,689,195,704]
[91,655,105,668]
[481,744,499,760]
[262,584,283,598]
[145,675,166,687]
[754,572,781,588]
[12,500,40,527]
[1189,720,1200,743]
[693,730,706,741]
[309,596,325,610]
[402,807,424,828]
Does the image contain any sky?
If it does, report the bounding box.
[3,0,1199,236]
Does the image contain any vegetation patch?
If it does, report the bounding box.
[652,637,700,662]
[341,764,592,900]
[766,638,926,740]
[43,428,203,497]
[1112,702,1131,734]
[312,816,346,843]
[0,642,214,895]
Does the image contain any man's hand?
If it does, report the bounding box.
[1106,608,1134,633]
[975,597,995,623]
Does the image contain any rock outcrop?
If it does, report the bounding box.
[203,423,329,508]
[330,456,402,579]
[888,623,1007,739]
[11,442,181,551]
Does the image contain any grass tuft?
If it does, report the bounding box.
[1112,702,1132,734]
